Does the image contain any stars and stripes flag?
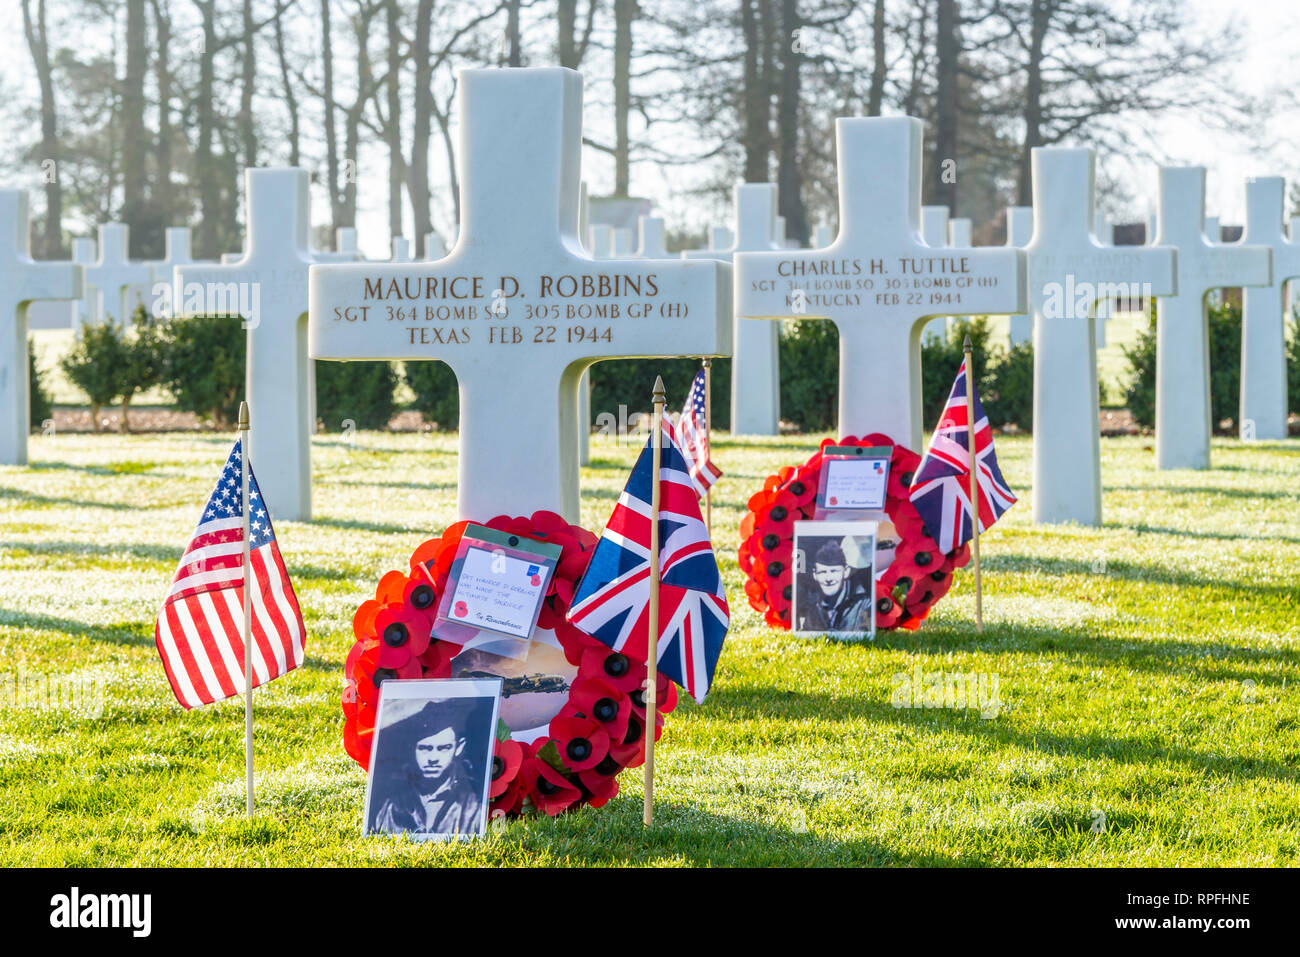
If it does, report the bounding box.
[568,416,730,703]
[909,358,1017,553]
[676,368,721,495]
[154,440,306,709]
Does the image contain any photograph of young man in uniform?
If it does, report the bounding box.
[795,538,874,634]
[368,697,493,837]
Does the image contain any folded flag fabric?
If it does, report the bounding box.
[677,368,721,496]
[568,415,730,703]
[909,357,1017,552]
[154,439,306,709]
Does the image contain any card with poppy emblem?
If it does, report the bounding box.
[435,524,564,651]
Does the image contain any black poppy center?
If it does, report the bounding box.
[382,622,408,647]
[492,756,505,779]
[915,551,933,567]
[782,584,792,601]
[593,697,618,722]
[877,596,894,614]
[566,738,592,762]
[373,668,397,686]
[624,718,643,745]
[603,652,630,678]
[630,688,646,710]
[761,534,781,550]
[789,481,806,496]
[410,584,435,609]
[535,775,560,796]
[770,505,788,522]
[900,470,914,485]
[767,561,784,576]
[930,570,947,582]
[594,756,620,776]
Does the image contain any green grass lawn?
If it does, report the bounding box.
[1,428,1298,866]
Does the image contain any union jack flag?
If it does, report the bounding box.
[568,416,730,703]
[909,358,1017,552]
[154,440,306,709]
[677,368,721,495]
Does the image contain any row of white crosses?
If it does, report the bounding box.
[309,67,731,522]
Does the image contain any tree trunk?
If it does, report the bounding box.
[505,0,522,66]
[1018,0,1049,205]
[740,0,771,182]
[239,0,258,171]
[933,0,959,212]
[321,0,342,229]
[121,0,148,256]
[274,5,301,167]
[409,0,434,254]
[195,1,220,258]
[151,0,175,228]
[120,397,133,434]
[867,0,886,116]
[21,0,63,258]
[775,0,806,244]
[386,0,404,238]
[613,0,634,195]
[557,0,597,68]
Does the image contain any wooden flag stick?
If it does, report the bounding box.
[239,400,254,817]
[962,337,984,633]
[644,376,666,827]
[702,358,712,538]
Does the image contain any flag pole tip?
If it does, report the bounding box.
[238,401,250,430]
[702,357,711,369]
[963,334,973,351]
[652,376,667,404]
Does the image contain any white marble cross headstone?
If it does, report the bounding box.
[177,167,315,521]
[424,230,447,260]
[588,224,612,258]
[308,67,731,521]
[946,217,972,336]
[920,206,949,341]
[1205,216,1220,243]
[709,226,733,251]
[813,222,834,248]
[27,237,95,331]
[1026,148,1175,525]
[390,237,413,262]
[735,117,1025,451]
[611,227,634,258]
[1005,206,1034,346]
[314,226,362,263]
[1239,177,1300,441]
[684,182,783,435]
[81,223,153,329]
[1092,209,1111,347]
[0,190,82,464]
[1153,167,1270,469]
[634,216,671,259]
[146,227,204,318]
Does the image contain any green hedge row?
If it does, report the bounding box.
[36,307,1300,436]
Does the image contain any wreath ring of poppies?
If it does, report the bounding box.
[738,433,971,633]
[342,510,678,818]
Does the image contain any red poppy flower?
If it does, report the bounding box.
[549,714,611,772]
[784,468,819,508]
[520,755,582,816]
[754,491,798,541]
[490,738,524,798]
[373,605,432,670]
[874,586,903,629]
[944,542,972,571]
[578,766,620,808]
[490,774,524,818]
[568,676,633,741]
[607,715,647,768]
[577,645,644,692]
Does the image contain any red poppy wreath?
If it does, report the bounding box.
[342,510,678,818]
[738,434,970,632]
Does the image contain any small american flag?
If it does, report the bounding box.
[676,368,721,496]
[154,440,306,709]
[568,416,730,703]
[909,358,1017,552]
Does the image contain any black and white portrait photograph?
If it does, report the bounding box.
[363,678,501,840]
[792,521,878,640]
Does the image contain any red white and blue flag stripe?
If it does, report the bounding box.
[909,359,1017,552]
[568,416,729,703]
[154,440,306,709]
[677,368,721,496]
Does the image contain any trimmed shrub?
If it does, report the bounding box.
[589,358,729,431]
[29,338,52,430]
[316,361,399,432]
[1288,308,1300,418]
[984,341,1034,430]
[159,314,245,429]
[61,319,132,431]
[778,320,836,433]
[920,317,999,428]
[1124,300,1241,433]
[403,360,459,431]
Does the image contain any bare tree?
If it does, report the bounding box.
[21,0,63,257]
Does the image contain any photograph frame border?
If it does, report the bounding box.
[791,519,879,641]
